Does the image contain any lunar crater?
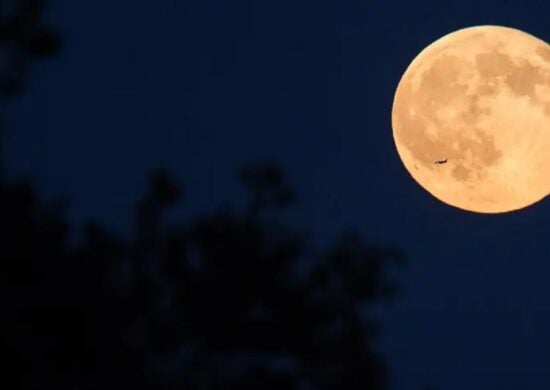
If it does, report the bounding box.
[392,25,550,213]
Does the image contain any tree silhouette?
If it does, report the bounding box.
[0,0,61,98]
[0,2,406,389]
[0,0,61,180]
[2,163,404,389]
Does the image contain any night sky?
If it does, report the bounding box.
[7,0,550,388]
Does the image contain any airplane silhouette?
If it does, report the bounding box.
[435,157,447,164]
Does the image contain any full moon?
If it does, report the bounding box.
[392,25,550,213]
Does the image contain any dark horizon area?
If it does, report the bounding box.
[3,0,550,389]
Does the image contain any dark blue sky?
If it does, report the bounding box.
[7,0,550,388]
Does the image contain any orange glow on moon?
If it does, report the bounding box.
[391,25,550,213]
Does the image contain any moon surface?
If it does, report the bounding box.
[392,25,550,213]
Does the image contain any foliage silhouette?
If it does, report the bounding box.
[0,0,61,98]
[2,164,404,389]
[0,0,61,180]
[0,2,405,389]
